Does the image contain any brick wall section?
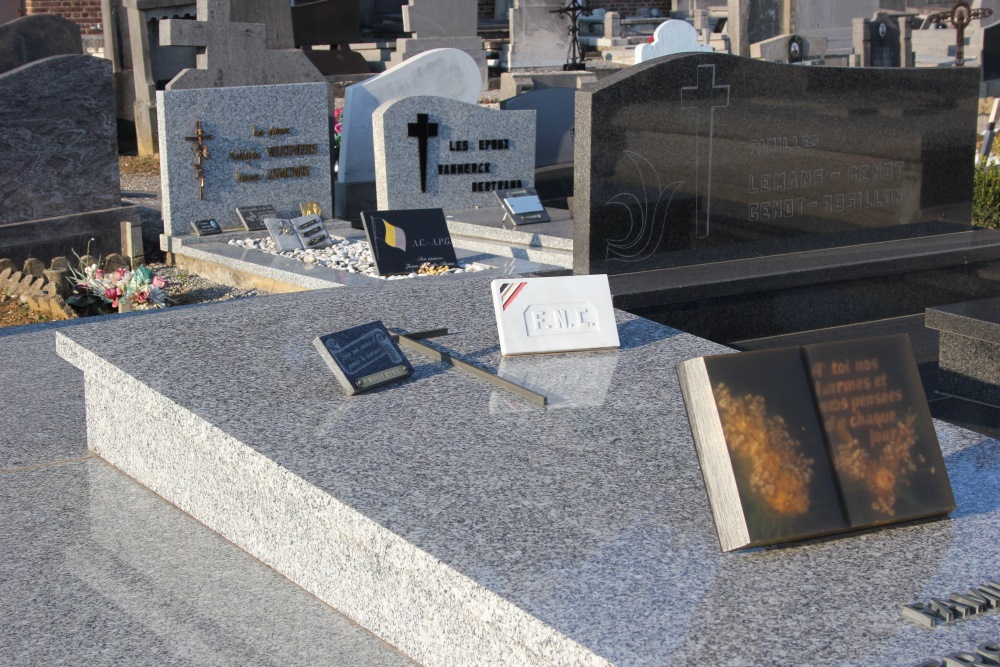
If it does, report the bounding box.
[478,1,673,20]
[25,0,102,35]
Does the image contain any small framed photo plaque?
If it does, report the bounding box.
[314,321,414,395]
[495,187,550,225]
[191,219,222,236]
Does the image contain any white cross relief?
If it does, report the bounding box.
[680,64,729,239]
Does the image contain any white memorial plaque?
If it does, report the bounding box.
[490,275,620,355]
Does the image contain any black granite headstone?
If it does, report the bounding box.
[360,208,458,276]
[573,52,979,276]
[236,204,277,231]
[313,321,414,395]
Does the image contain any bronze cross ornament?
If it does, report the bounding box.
[928,0,994,67]
[185,120,214,200]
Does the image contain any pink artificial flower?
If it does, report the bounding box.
[94,269,105,280]
[104,287,117,300]
[75,283,89,293]
[334,122,343,135]
[111,298,119,308]
[113,268,125,281]
[335,107,342,120]
[152,275,168,289]
[134,289,150,304]
[115,287,123,297]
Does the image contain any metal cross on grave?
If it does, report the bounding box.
[680,63,730,239]
[407,113,438,193]
[928,0,994,67]
[185,119,213,200]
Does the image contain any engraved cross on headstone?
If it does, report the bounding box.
[185,119,213,200]
[407,113,438,193]
[681,64,730,239]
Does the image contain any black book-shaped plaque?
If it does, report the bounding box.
[494,187,550,225]
[236,204,277,231]
[676,334,954,551]
[313,321,413,395]
[360,208,458,276]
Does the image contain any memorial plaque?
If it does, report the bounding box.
[574,52,979,276]
[676,334,955,551]
[490,275,620,356]
[236,204,277,231]
[360,208,458,276]
[264,214,333,250]
[495,187,550,225]
[313,321,414,395]
[372,95,535,211]
[191,218,222,236]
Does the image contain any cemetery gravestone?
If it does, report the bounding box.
[634,20,713,64]
[157,82,332,236]
[500,88,575,169]
[506,0,570,69]
[290,0,369,75]
[391,0,488,86]
[573,52,978,277]
[0,14,83,75]
[0,55,138,265]
[372,95,535,211]
[336,48,483,221]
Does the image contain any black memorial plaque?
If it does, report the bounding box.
[313,321,414,395]
[495,187,551,225]
[360,208,459,276]
[191,219,222,236]
[236,204,277,231]
[574,52,980,276]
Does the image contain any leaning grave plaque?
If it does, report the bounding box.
[573,52,978,275]
[314,321,414,395]
[676,334,954,551]
[360,208,458,276]
[236,204,277,231]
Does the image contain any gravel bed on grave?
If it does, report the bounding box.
[228,236,488,279]
[148,263,260,305]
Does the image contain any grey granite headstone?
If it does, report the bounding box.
[391,0,487,86]
[373,95,535,211]
[0,55,120,225]
[336,48,482,220]
[0,15,83,76]
[506,0,569,69]
[157,82,332,236]
[501,88,574,168]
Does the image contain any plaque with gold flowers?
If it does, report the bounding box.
[677,334,954,551]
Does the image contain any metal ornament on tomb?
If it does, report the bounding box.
[928,0,994,67]
[573,52,979,276]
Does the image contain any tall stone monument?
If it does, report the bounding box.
[506,0,570,69]
[389,0,487,85]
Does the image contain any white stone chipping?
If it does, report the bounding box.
[228,236,487,279]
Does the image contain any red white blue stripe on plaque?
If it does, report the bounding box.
[500,282,527,310]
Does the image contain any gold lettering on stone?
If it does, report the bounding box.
[229,148,261,161]
[266,144,319,158]
[267,165,311,180]
[237,171,261,183]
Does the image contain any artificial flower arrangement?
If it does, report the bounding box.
[68,261,170,313]
[333,106,343,149]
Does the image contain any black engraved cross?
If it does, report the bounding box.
[407,113,438,193]
[185,120,213,200]
[681,64,730,239]
[928,0,993,67]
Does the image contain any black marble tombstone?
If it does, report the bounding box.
[572,52,1000,352]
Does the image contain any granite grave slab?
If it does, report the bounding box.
[926,297,1000,407]
[53,279,1000,665]
[336,48,483,221]
[157,82,332,236]
[0,55,136,264]
[314,320,414,395]
[574,52,979,277]
[373,95,535,211]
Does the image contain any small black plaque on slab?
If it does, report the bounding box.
[360,208,459,276]
[191,219,221,236]
[236,204,277,231]
[495,187,550,225]
[313,321,414,395]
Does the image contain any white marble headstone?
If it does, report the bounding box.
[338,48,482,187]
[634,20,713,64]
[490,275,620,356]
[157,82,332,236]
[373,95,535,211]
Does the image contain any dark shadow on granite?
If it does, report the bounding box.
[930,395,1000,441]
[942,436,1000,518]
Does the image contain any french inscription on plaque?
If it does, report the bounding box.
[190,219,221,236]
[490,275,620,356]
[313,321,414,395]
[676,334,955,551]
[236,204,277,231]
[360,208,458,276]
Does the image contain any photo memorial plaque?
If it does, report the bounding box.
[676,334,955,551]
[495,187,550,225]
[236,204,277,231]
[190,219,222,236]
[490,275,620,355]
[360,208,458,275]
[314,321,414,395]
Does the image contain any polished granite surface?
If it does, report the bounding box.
[53,276,1000,666]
